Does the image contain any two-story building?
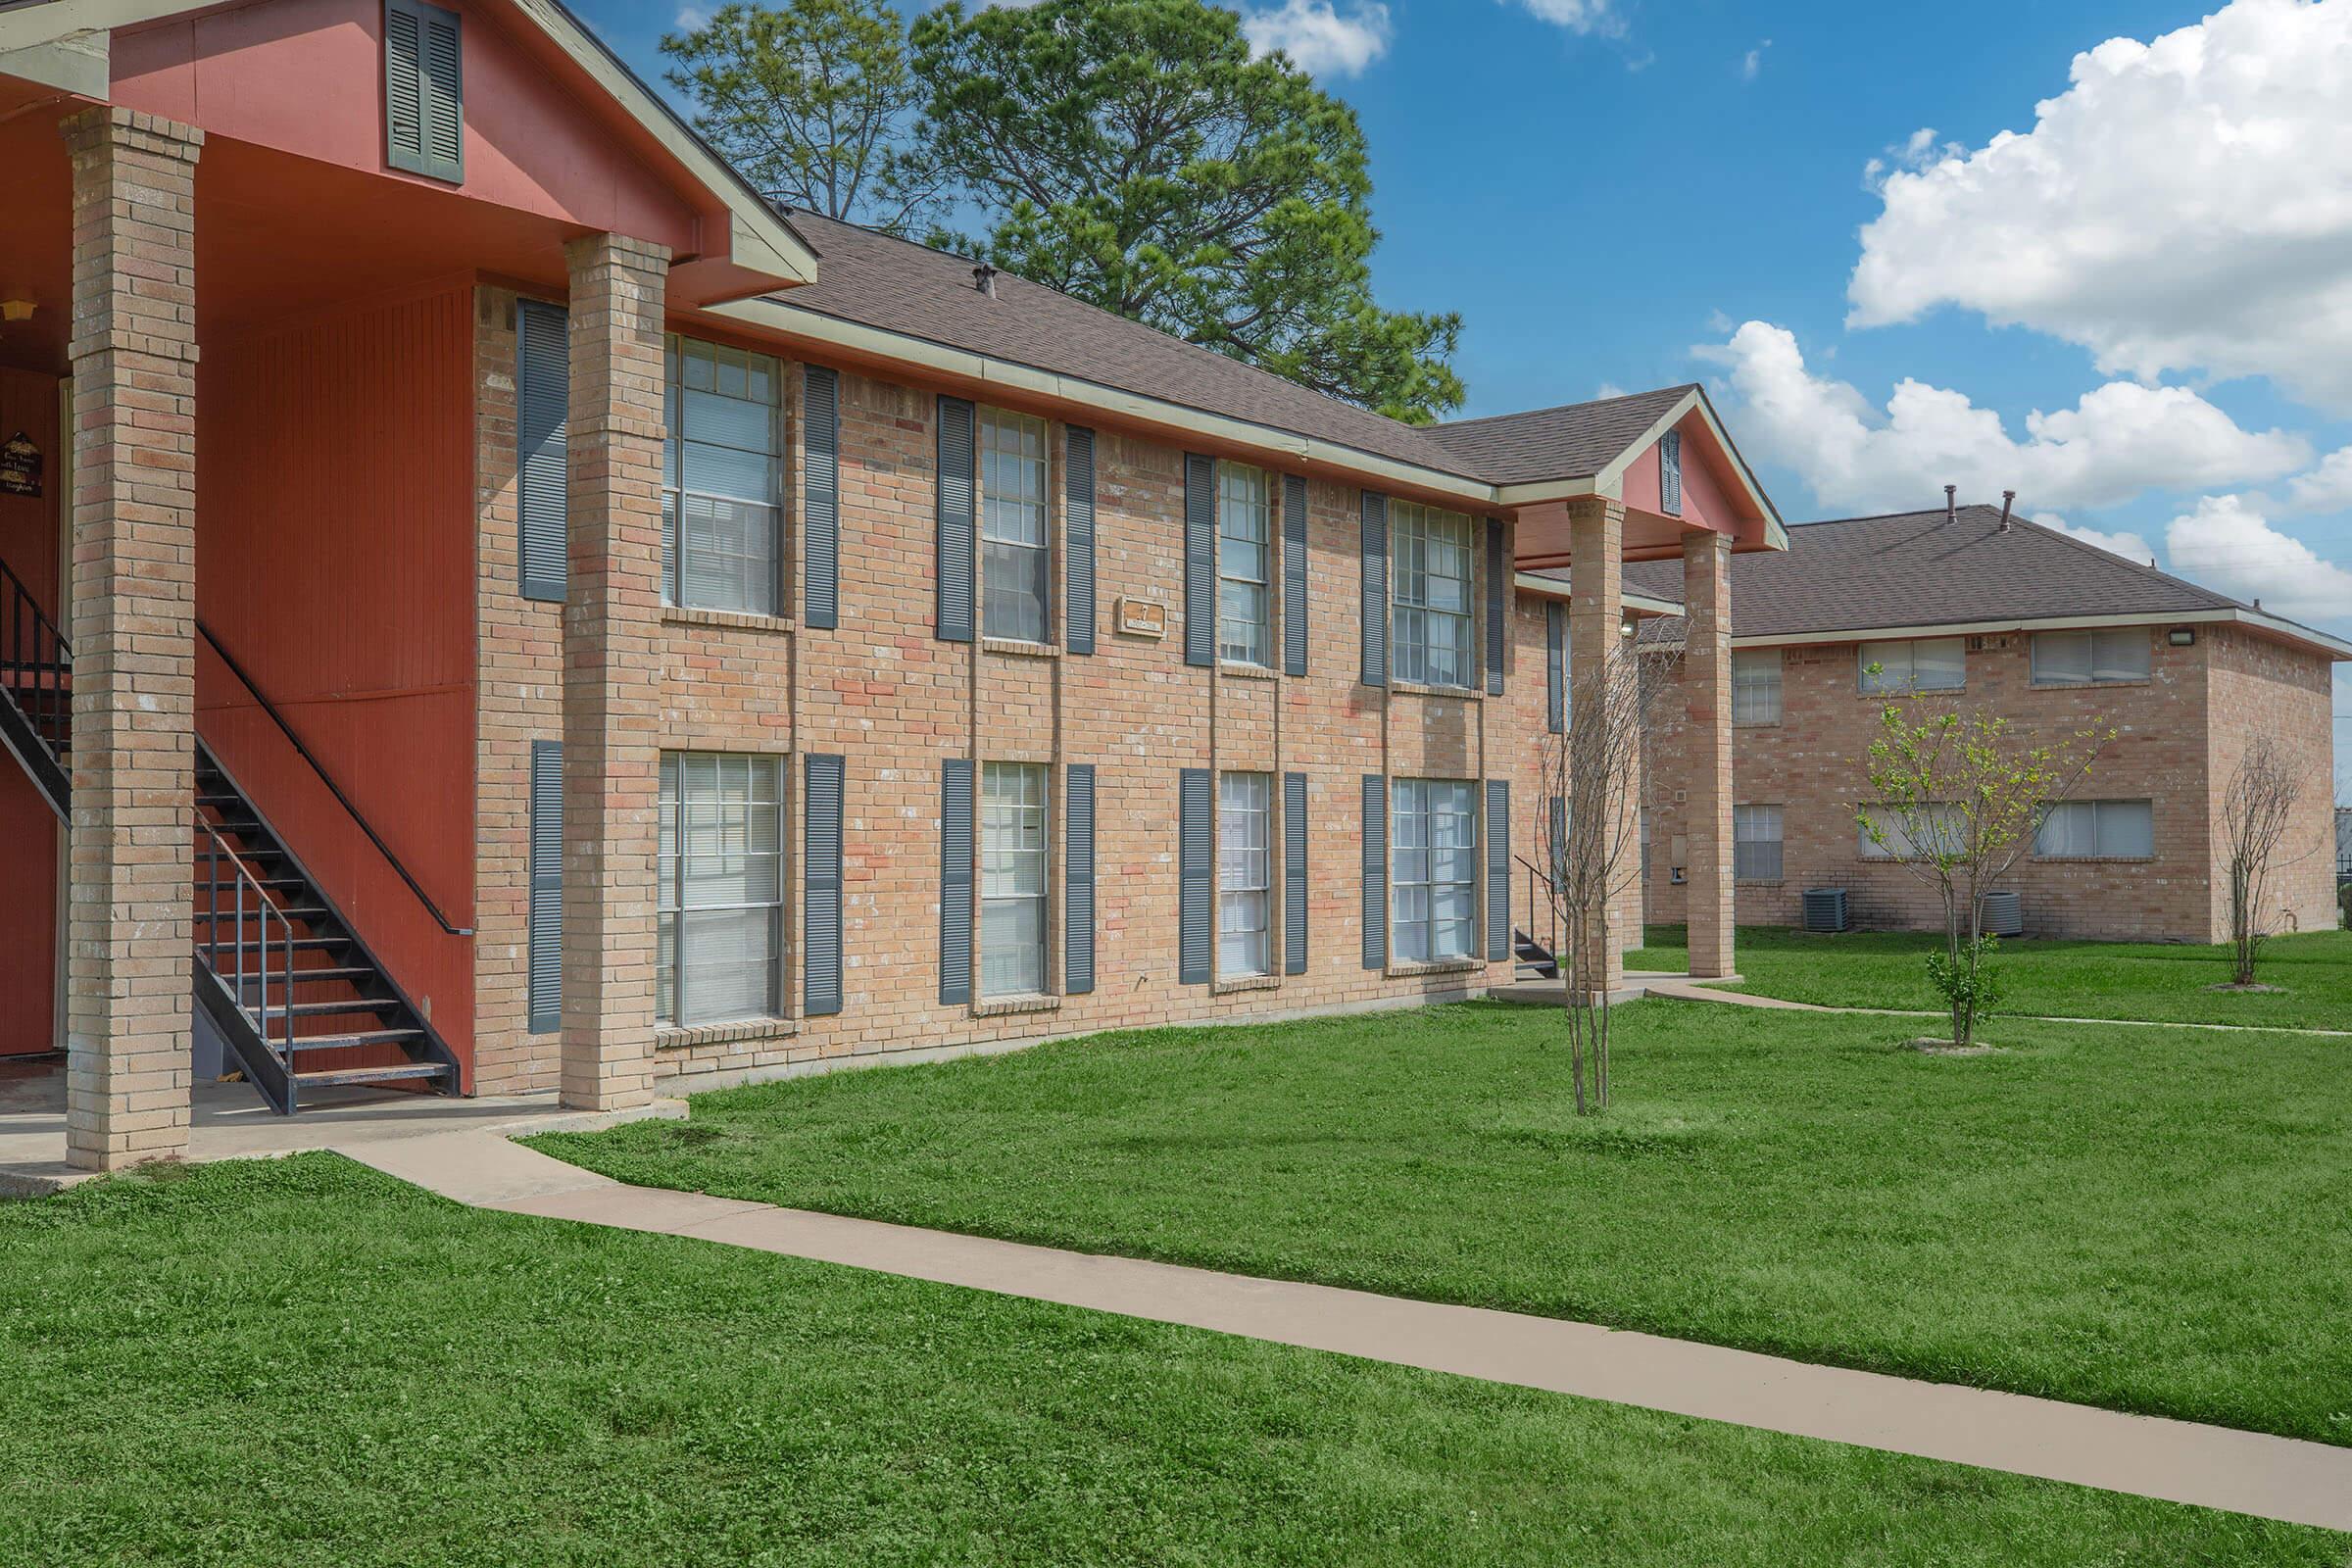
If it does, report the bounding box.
[1626,505,2348,943]
[0,0,1782,1170]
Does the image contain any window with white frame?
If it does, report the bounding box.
[665,337,782,616]
[2035,799,2155,859]
[1857,637,1966,695]
[1734,804,1784,882]
[2032,629,2150,687]
[1392,778,1478,962]
[1218,771,1273,976]
[658,752,783,1028]
[980,408,1051,643]
[1217,463,1272,666]
[1732,649,1784,724]
[1391,501,1476,688]
[1858,802,1967,861]
[979,762,1049,997]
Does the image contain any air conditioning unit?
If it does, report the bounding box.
[1802,887,1849,933]
[1983,891,2024,938]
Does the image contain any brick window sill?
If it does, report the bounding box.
[1390,679,1482,702]
[1732,719,1784,730]
[1856,688,1967,702]
[974,993,1061,1017]
[983,637,1061,660]
[2030,679,2153,693]
[663,606,795,637]
[1219,661,1279,681]
[657,1016,800,1051]
[1386,958,1485,980]
[2030,856,2157,865]
[1735,879,1785,888]
[1213,973,1282,996]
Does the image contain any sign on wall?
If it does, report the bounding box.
[0,431,40,498]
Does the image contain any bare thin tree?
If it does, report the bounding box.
[1539,638,1674,1114]
[2220,735,2314,986]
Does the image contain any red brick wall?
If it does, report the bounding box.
[1643,623,2337,944]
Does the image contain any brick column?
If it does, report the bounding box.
[559,234,670,1110]
[1566,497,1629,996]
[1683,530,1737,979]
[62,109,203,1171]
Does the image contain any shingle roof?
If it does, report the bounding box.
[1422,387,1694,485]
[773,211,1683,489]
[1578,506,2247,640]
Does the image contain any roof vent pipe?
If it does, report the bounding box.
[973,263,998,298]
[1944,484,1956,524]
[1999,491,2014,532]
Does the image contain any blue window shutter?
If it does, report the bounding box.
[1066,426,1097,654]
[1184,454,1215,667]
[1284,771,1308,975]
[1660,429,1684,516]
[1361,774,1387,969]
[936,397,976,642]
[1065,763,1096,994]
[526,740,562,1034]
[1546,601,1565,734]
[1359,492,1388,687]
[385,0,463,184]
[1549,795,1568,892]
[1485,515,1507,696]
[1283,474,1308,676]
[1486,779,1511,962]
[804,754,845,1016]
[939,759,974,1004]
[804,367,840,630]
[1179,768,1212,983]
[514,299,567,604]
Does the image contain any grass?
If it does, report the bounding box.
[1629,924,2352,1031]
[6,1160,2330,1564]
[536,999,2352,1448]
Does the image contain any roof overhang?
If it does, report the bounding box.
[0,0,819,289]
[1511,572,1682,619]
[1712,607,2352,662]
[1494,385,1788,553]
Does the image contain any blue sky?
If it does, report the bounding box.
[574,0,2351,796]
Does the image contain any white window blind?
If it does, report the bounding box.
[1218,771,1272,976]
[2032,629,2150,686]
[658,752,783,1028]
[1858,637,1966,695]
[979,762,1049,997]
[664,338,782,616]
[1391,502,1475,688]
[980,408,1051,643]
[1734,804,1784,882]
[1732,649,1783,724]
[2035,799,2155,858]
[1217,463,1272,666]
[1391,778,1478,962]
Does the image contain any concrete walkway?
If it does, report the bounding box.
[348,1130,2352,1534]
[1630,975,2352,1038]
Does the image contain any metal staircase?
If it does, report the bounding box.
[0,551,464,1113]
[1511,854,1561,980]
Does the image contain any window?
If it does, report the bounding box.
[665,338,782,615]
[2032,629,2150,687]
[1732,649,1783,724]
[1858,803,1966,861]
[2035,799,2154,859]
[1858,637,1965,695]
[979,762,1049,997]
[1391,501,1475,688]
[1218,772,1273,976]
[658,753,783,1028]
[1392,778,1478,962]
[980,408,1051,643]
[1734,805,1784,882]
[1217,463,1272,665]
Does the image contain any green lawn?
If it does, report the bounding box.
[536,1000,2352,1448]
[1630,924,2352,1030]
[7,1160,2327,1565]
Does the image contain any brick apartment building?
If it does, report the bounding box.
[1624,507,2349,943]
[0,0,1783,1169]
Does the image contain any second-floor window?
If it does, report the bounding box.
[1392,501,1475,688]
[1858,636,1965,696]
[980,409,1051,643]
[979,761,1049,996]
[1732,649,1783,724]
[2032,629,2150,687]
[1218,462,1272,665]
[665,337,782,616]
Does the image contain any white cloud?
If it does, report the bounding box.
[2285,446,2352,514]
[2039,515,2157,565]
[1698,320,2310,514]
[2166,495,2352,620]
[1740,39,1772,80]
[1241,0,1392,76]
[1847,0,2352,412]
[1502,0,1621,37]
[673,3,710,28]
[1593,381,1629,400]
[1859,126,1961,193]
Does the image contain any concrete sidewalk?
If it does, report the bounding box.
[347,1130,2352,1535]
[1632,976,2352,1037]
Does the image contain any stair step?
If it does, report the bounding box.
[195,906,332,925]
[290,1062,453,1090]
[230,966,376,988]
[201,877,309,893]
[271,998,404,1018]
[204,936,352,953]
[273,1029,426,1051]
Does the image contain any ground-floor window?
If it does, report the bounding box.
[980,761,1050,996]
[1392,778,1477,962]
[659,752,783,1027]
[1219,771,1272,976]
[1734,804,1784,882]
[2034,799,2155,859]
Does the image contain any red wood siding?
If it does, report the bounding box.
[195,285,478,1081]
[0,368,61,1056]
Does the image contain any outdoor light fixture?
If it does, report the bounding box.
[2169,628,2196,647]
[0,299,33,323]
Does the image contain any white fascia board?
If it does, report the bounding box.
[1731,608,2352,661]
[1511,572,1681,618]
